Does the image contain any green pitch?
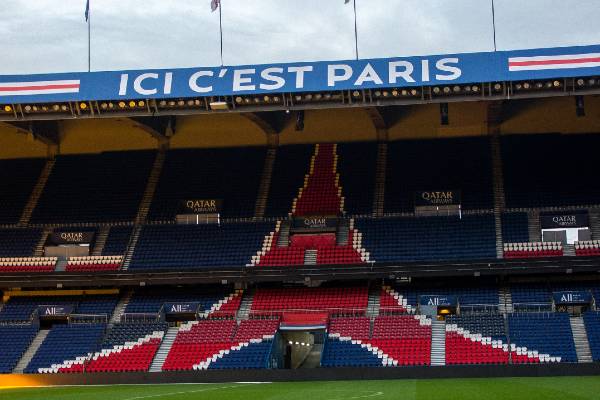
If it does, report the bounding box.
[2,376,600,400]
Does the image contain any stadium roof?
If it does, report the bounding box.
[1,44,599,121]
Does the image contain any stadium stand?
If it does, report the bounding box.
[356,215,497,262]
[510,284,553,311]
[501,212,530,243]
[445,314,510,365]
[30,151,155,224]
[503,242,563,259]
[265,144,314,218]
[124,286,236,316]
[337,142,377,215]
[0,228,43,258]
[502,134,600,208]
[0,157,46,224]
[0,295,117,322]
[575,241,600,257]
[583,312,600,361]
[250,286,368,316]
[384,137,494,212]
[0,257,56,273]
[0,324,39,373]
[370,315,431,366]
[321,336,384,367]
[25,323,106,373]
[65,256,123,272]
[508,313,577,363]
[148,147,266,220]
[129,222,272,270]
[101,225,134,256]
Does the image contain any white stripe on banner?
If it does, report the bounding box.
[0,80,80,96]
[0,80,80,88]
[509,61,600,72]
[508,53,600,71]
[509,53,600,63]
[0,87,81,96]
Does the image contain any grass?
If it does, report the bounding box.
[2,376,600,400]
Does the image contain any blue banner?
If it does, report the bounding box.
[37,305,73,317]
[419,295,458,307]
[552,291,592,305]
[1,44,599,104]
[163,302,200,314]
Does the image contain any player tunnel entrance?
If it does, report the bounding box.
[272,313,327,369]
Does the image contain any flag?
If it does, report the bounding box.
[85,0,90,21]
[211,0,220,12]
[345,0,351,3]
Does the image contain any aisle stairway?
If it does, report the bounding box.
[13,329,49,373]
[430,320,446,366]
[570,316,593,363]
[149,326,179,372]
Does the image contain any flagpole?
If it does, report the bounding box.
[491,0,497,52]
[87,2,91,71]
[353,0,359,60]
[218,1,224,66]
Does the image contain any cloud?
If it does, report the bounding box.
[0,0,599,74]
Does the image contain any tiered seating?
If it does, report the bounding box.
[250,287,368,316]
[0,257,57,273]
[575,241,600,256]
[265,145,314,217]
[25,323,106,373]
[370,315,431,366]
[292,144,343,216]
[125,286,233,315]
[510,284,552,311]
[337,142,377,215]
[70,322,168,373]
[502,134,600,208]
[65,256,122,272]
[31,151,155,223]
[161,319,236,371]
[0,295,117,322]
[149,147,266,220]
[379,286,411,314]
[501,212,529,243]
[0,157,46,224]
[102,225,133,256]
[233,319,280,343]
[385,137,493,212]
[321,337,383,367]
[445,314,509,365]
[0,228,43,257]
[583,312,600,361]
[356,215,497,262]
[129,222,272,270]
[508,313,577,363]
[503,242,563,258]
[0,325,39,373]
[328,317,370,340]
[206,340,273,369]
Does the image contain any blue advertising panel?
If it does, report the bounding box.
[419,295,458,307]
[163,302,200,314]
[552,291,592,305]
[1,44,599,104]
[37,305,74,317]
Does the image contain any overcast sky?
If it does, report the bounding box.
[1,0,600,75]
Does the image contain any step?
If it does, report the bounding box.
[254,148,277,219]
[304,249,317,265]
[13,329,50,373]
[54,259,68,272]
[33,228,52,257]
[122,226,143,270]
[149,326,179,372]
[19,159,56,226]
[570,316,593,363]
[92,225,112,256]
[236,290,254,321]
[366,285,381,318]
[135,150,166,224]
[430,319,446,366]
[110,289,133,324]
[372,142,387,217]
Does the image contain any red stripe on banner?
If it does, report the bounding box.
[0,83,80,92]
[509,56,600,67]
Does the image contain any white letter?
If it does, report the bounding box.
[421,60,430,82]
[133,73,159,96]
[288,66,313,89]
[189,70,214,93]
[118,74,128,96]
[354,63,383,86]
[435,58,462,81]
[389,61,415,83]
[164,72,173,95]
[233,69,256,91]
[327,64,353,87]
[259,67,285,90]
